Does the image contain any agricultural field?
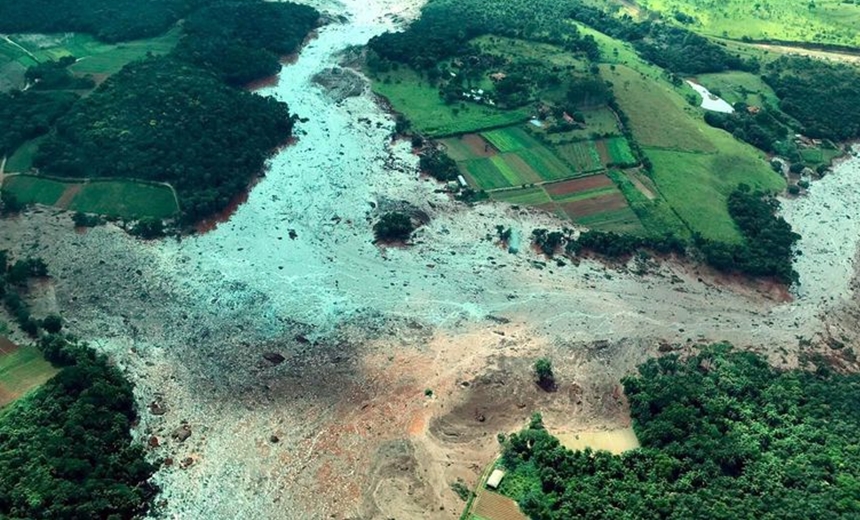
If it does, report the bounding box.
[2,174,179,219]
[4,137,44,172]
[470,491,528,520]
[638,0,860,47]
[0,337,57,408]
[598,136,637,166]
[800,146,842,167]
[554,140,602,172]
[369,67,530,137]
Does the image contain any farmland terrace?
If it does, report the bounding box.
[2,0,860,519]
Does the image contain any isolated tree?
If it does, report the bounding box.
[534,358,555,390]
[373,212,415,242]
[41,314,62,334]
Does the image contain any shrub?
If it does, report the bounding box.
[373,212,415,242]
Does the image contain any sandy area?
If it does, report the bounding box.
[2,1,860,519]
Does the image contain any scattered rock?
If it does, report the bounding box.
[148,436,160,448]
[270,435,280,444]
[148,400,167,415]
[263,352,286,364]
[180,457,195,469]
[171,424,192,442]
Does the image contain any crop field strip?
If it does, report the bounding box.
[471,490,528,520]
[0,338,57,408]
[2,174,179,219]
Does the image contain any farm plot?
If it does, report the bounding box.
[472,491,528,520]
[0,338,57,408]
[3,174,179,218]
[554,141,602,173]
[491,186,551,205]
[481,126,539,152]
[599,137,637,166]
[441,134,496,161]
[517,147,574,182]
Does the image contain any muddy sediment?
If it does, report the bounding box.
[2,0,860,519]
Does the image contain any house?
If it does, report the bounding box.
[486,469,506,489]
[490,72,507,82]
[562,111,575,124]
[457,175,468,188]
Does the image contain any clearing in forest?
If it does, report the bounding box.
[3,174,179,219]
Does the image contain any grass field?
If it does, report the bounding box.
[491,186,551,205]
[3,175,179,218]
[647,143,783,241]
[0,338,57,408]
[603,137,637,165]
[695,71,780,107]
[370,68,530,137]
[601,64,715,153]
[639,0,860,47]
[4,137,44,172]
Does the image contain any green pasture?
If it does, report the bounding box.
[800,146,842,167]
[601,64,715,153]
[440,137,479,162]
[463,159,513,190]
[2,175,67,205]
[4,137,44,172]
[3,175,179,218]
[473,35,590,70]
[0,344,57,408]
[6,29,180,78]
[647,143,784,242]
[550,185,617,204]
[695,71,779,107]
[639,0,860,47]
[517,147,574,181]
[554,141,602,172]
[370,67,530,137]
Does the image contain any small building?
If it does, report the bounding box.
[562,111,575,124]
[457,175,468,188]
[490,72,507,82]
[486,469,506,489]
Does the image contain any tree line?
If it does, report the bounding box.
[499,345,860,519]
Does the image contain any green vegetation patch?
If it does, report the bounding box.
[481,126,539,153]
[602,64,715,153]
[464,158,512,190]
[575,206,644,234]
[554,140,602,173]
[2,175,67,205]
[696,71,779,107]
[0,343,58,408]
[550,185,617,203]
[4,136,44,172]
[68,180,178,218]
[604,136,636,165]
[499,345,860,519]
[607,169,688,238]
[647,144,783,242]
[517,147,574,182]
[541,107,622,144]
[371,68,530,137]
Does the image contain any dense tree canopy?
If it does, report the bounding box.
[0,91,78,156]
[501,345,860,519]
[34,58,295,222]
[0,335,156,519]
[0,0,201,42]
[176,1,319,86]
[764,57,860,141]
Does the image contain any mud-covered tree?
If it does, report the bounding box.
[534,358,555,390]
[373,212,415,242]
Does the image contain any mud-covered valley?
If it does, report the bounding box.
[3,1,860,519]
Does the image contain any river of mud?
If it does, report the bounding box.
[4,1,860,518]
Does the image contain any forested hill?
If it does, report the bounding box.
[500,346,860,519]
[0,0,202,42]
[0,0,320,224]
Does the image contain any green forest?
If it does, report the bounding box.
[499,345,860,519]
[0,0,319,224]
[34,58,295,222]
[0,335,156,519]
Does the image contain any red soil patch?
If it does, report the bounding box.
[545,175,612,198]
[473,491,529,520]
[533,202,560,216]
[194,177,261,234]
[55,184,83,209]
[0,336,19,356]
[595,139,611,165]
[246,74,280,91]
[462,134,497,158]
[561,193,628,218]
